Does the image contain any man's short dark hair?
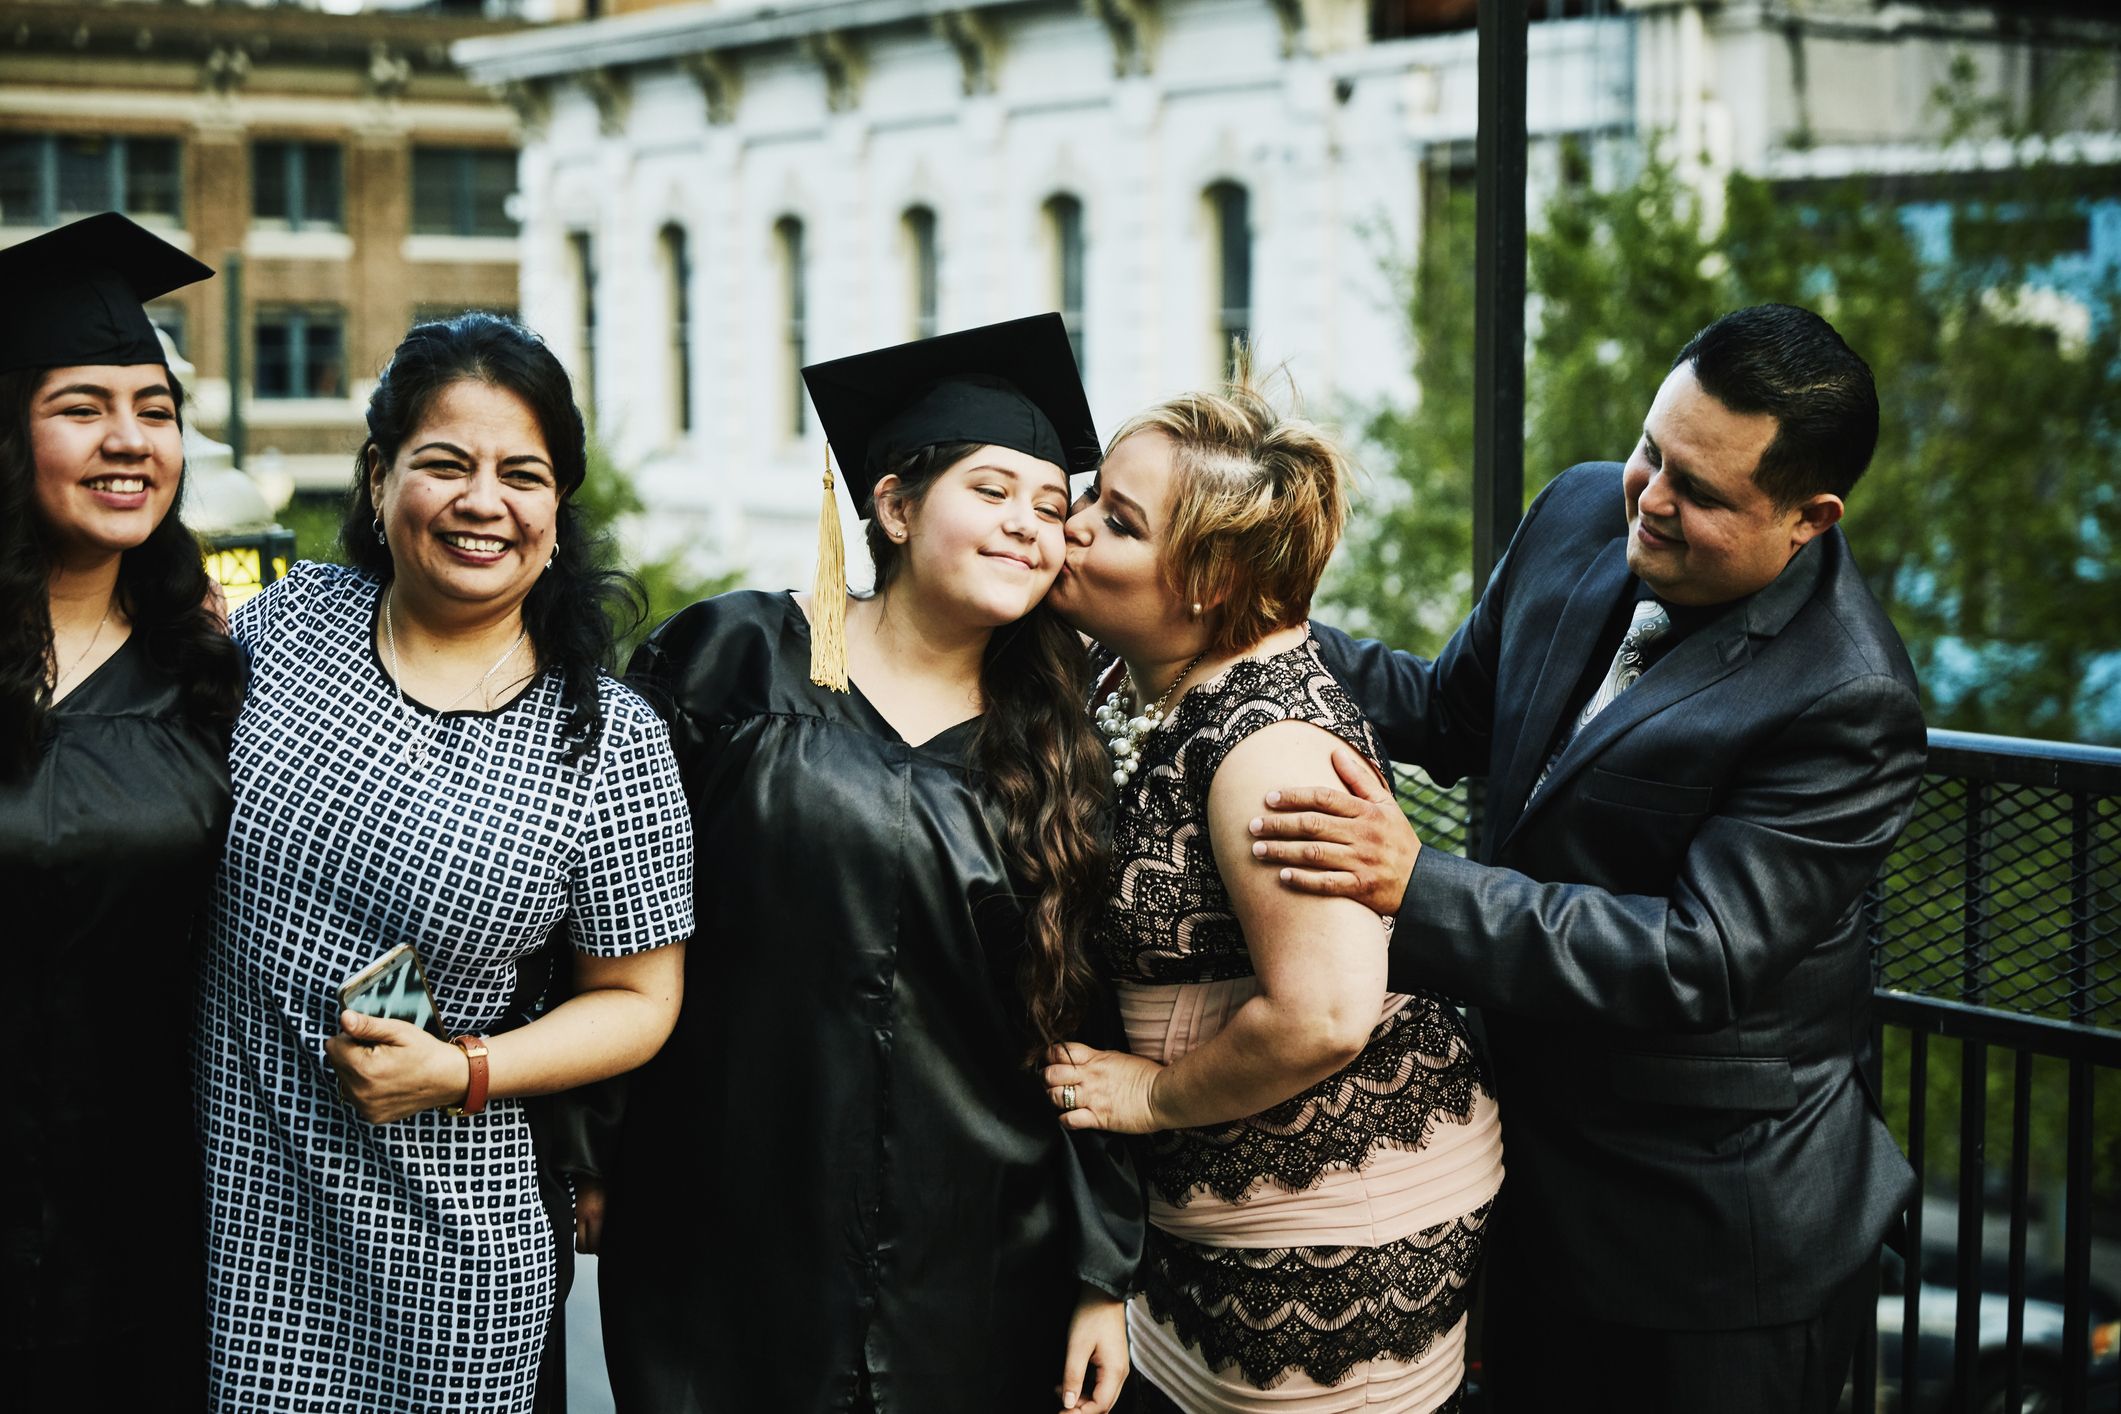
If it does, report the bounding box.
[1673,304,1879,506]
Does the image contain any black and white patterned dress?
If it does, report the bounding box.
[194,562,693,1413]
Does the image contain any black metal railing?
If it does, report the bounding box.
[1394,728,2121,1413]
[1859,731,2121,1414]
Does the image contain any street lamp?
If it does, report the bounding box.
[159,326,296,609]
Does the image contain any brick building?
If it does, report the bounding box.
[1,0,527,490]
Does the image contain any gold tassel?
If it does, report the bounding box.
[808,446,850,692]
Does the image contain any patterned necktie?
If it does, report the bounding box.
[1534,598,1673,796]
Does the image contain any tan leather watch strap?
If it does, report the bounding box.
[446,1034,490,1117]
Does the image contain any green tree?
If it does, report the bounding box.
[1323,184,1476,659]
[568,439,740,658]
[1330,130,2121,744]
[1523,144,1728,490]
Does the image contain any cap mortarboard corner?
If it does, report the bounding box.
[797,313,1099,694]
[0,213,214,376]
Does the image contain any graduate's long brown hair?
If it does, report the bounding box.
[867,441,1111,1057]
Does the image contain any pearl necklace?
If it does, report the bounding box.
[1094,651,1207,788]
[383,587,527,768]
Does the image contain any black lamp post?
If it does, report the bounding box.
[200,526,296,610]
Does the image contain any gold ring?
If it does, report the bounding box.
[1061,1084,1078,1111]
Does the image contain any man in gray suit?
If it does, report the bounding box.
[1258,305,1925,1412]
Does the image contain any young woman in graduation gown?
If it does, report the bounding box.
[581,315,1142,1414]
[0,215,243,1410]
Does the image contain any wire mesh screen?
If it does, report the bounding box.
[1392,765,1479,860]
[1869,761,2120,1030]
[1389,739,2121,1034]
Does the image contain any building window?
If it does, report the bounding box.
[252,141,343,232]
[1044,194,1086,373]
[903,205,939,341]
[0,133,182,227]
[570,231,597,426]
[146,302,186,361]
[1206,180,1252,374]
[777,216,807,439]
[411,148,518,238]
[254,307,347,399]
[661,224,693,437]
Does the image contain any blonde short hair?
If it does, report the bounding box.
[1112,353,1350,655]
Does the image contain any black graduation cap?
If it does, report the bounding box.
[0,212,214,376]
[801,312,1099,518]
[796,313,1099,693]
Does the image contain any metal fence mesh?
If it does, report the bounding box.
[1392,766,1478,859]
[1390,750,2121,1034]
[1871,773,2121,1029]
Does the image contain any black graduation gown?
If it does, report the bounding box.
[1,634,230,1409]
[594,590,1142,1414]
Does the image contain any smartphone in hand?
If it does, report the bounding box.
[339,943,449,1043]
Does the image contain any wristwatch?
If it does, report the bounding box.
[445,1034,490,1117]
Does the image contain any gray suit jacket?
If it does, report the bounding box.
[1315,461,1924,1330]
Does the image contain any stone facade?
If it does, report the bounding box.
[457,0,2116,592]
[1,0,527,491]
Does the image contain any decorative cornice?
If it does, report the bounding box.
[801,30,866,113]
[1266,0,1301,57]
[932,9,1002,97]
[582,66,631,137]
[1085,0,1156,78]
[680,50,742,125]
[201,43,249,96]
[453,0,1050,88]
[365,42,412,101]
[1,1,523,67]
[499,77,551,135]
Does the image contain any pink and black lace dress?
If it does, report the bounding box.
[1094,633,1505,1413]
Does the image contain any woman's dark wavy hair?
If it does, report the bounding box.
[340,312,642,766]
[868,441,1112,1056]
[0,366,245,781]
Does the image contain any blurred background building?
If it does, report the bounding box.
[452,0,2119,595]
[8,0,2111,606]
[1,0,527,494]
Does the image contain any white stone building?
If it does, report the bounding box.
[455,0,2117,590]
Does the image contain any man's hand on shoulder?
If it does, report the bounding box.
[1249,746,1421,917]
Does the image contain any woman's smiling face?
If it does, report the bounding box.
[1048,429,1189,654]
[30,364,184,566]
[369,378,559,617]
[879,444,1071,628]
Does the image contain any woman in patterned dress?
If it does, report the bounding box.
[194,314,694,1414]
[1040,366,1505,1413]
[1,215,242,1412]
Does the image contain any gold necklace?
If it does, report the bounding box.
[1094,651,1208,787]
[50,597,114,695]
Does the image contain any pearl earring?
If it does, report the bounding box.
[1190,602,1203,619]
[373,517,386,546]
[546,540,559,570]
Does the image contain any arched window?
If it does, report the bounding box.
[568,229,596,427]
[1205,180,1251,375]
[1044,194,1086,373]
[903,205,939,341]
[660,223,692,438]
[775,215,807,438]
